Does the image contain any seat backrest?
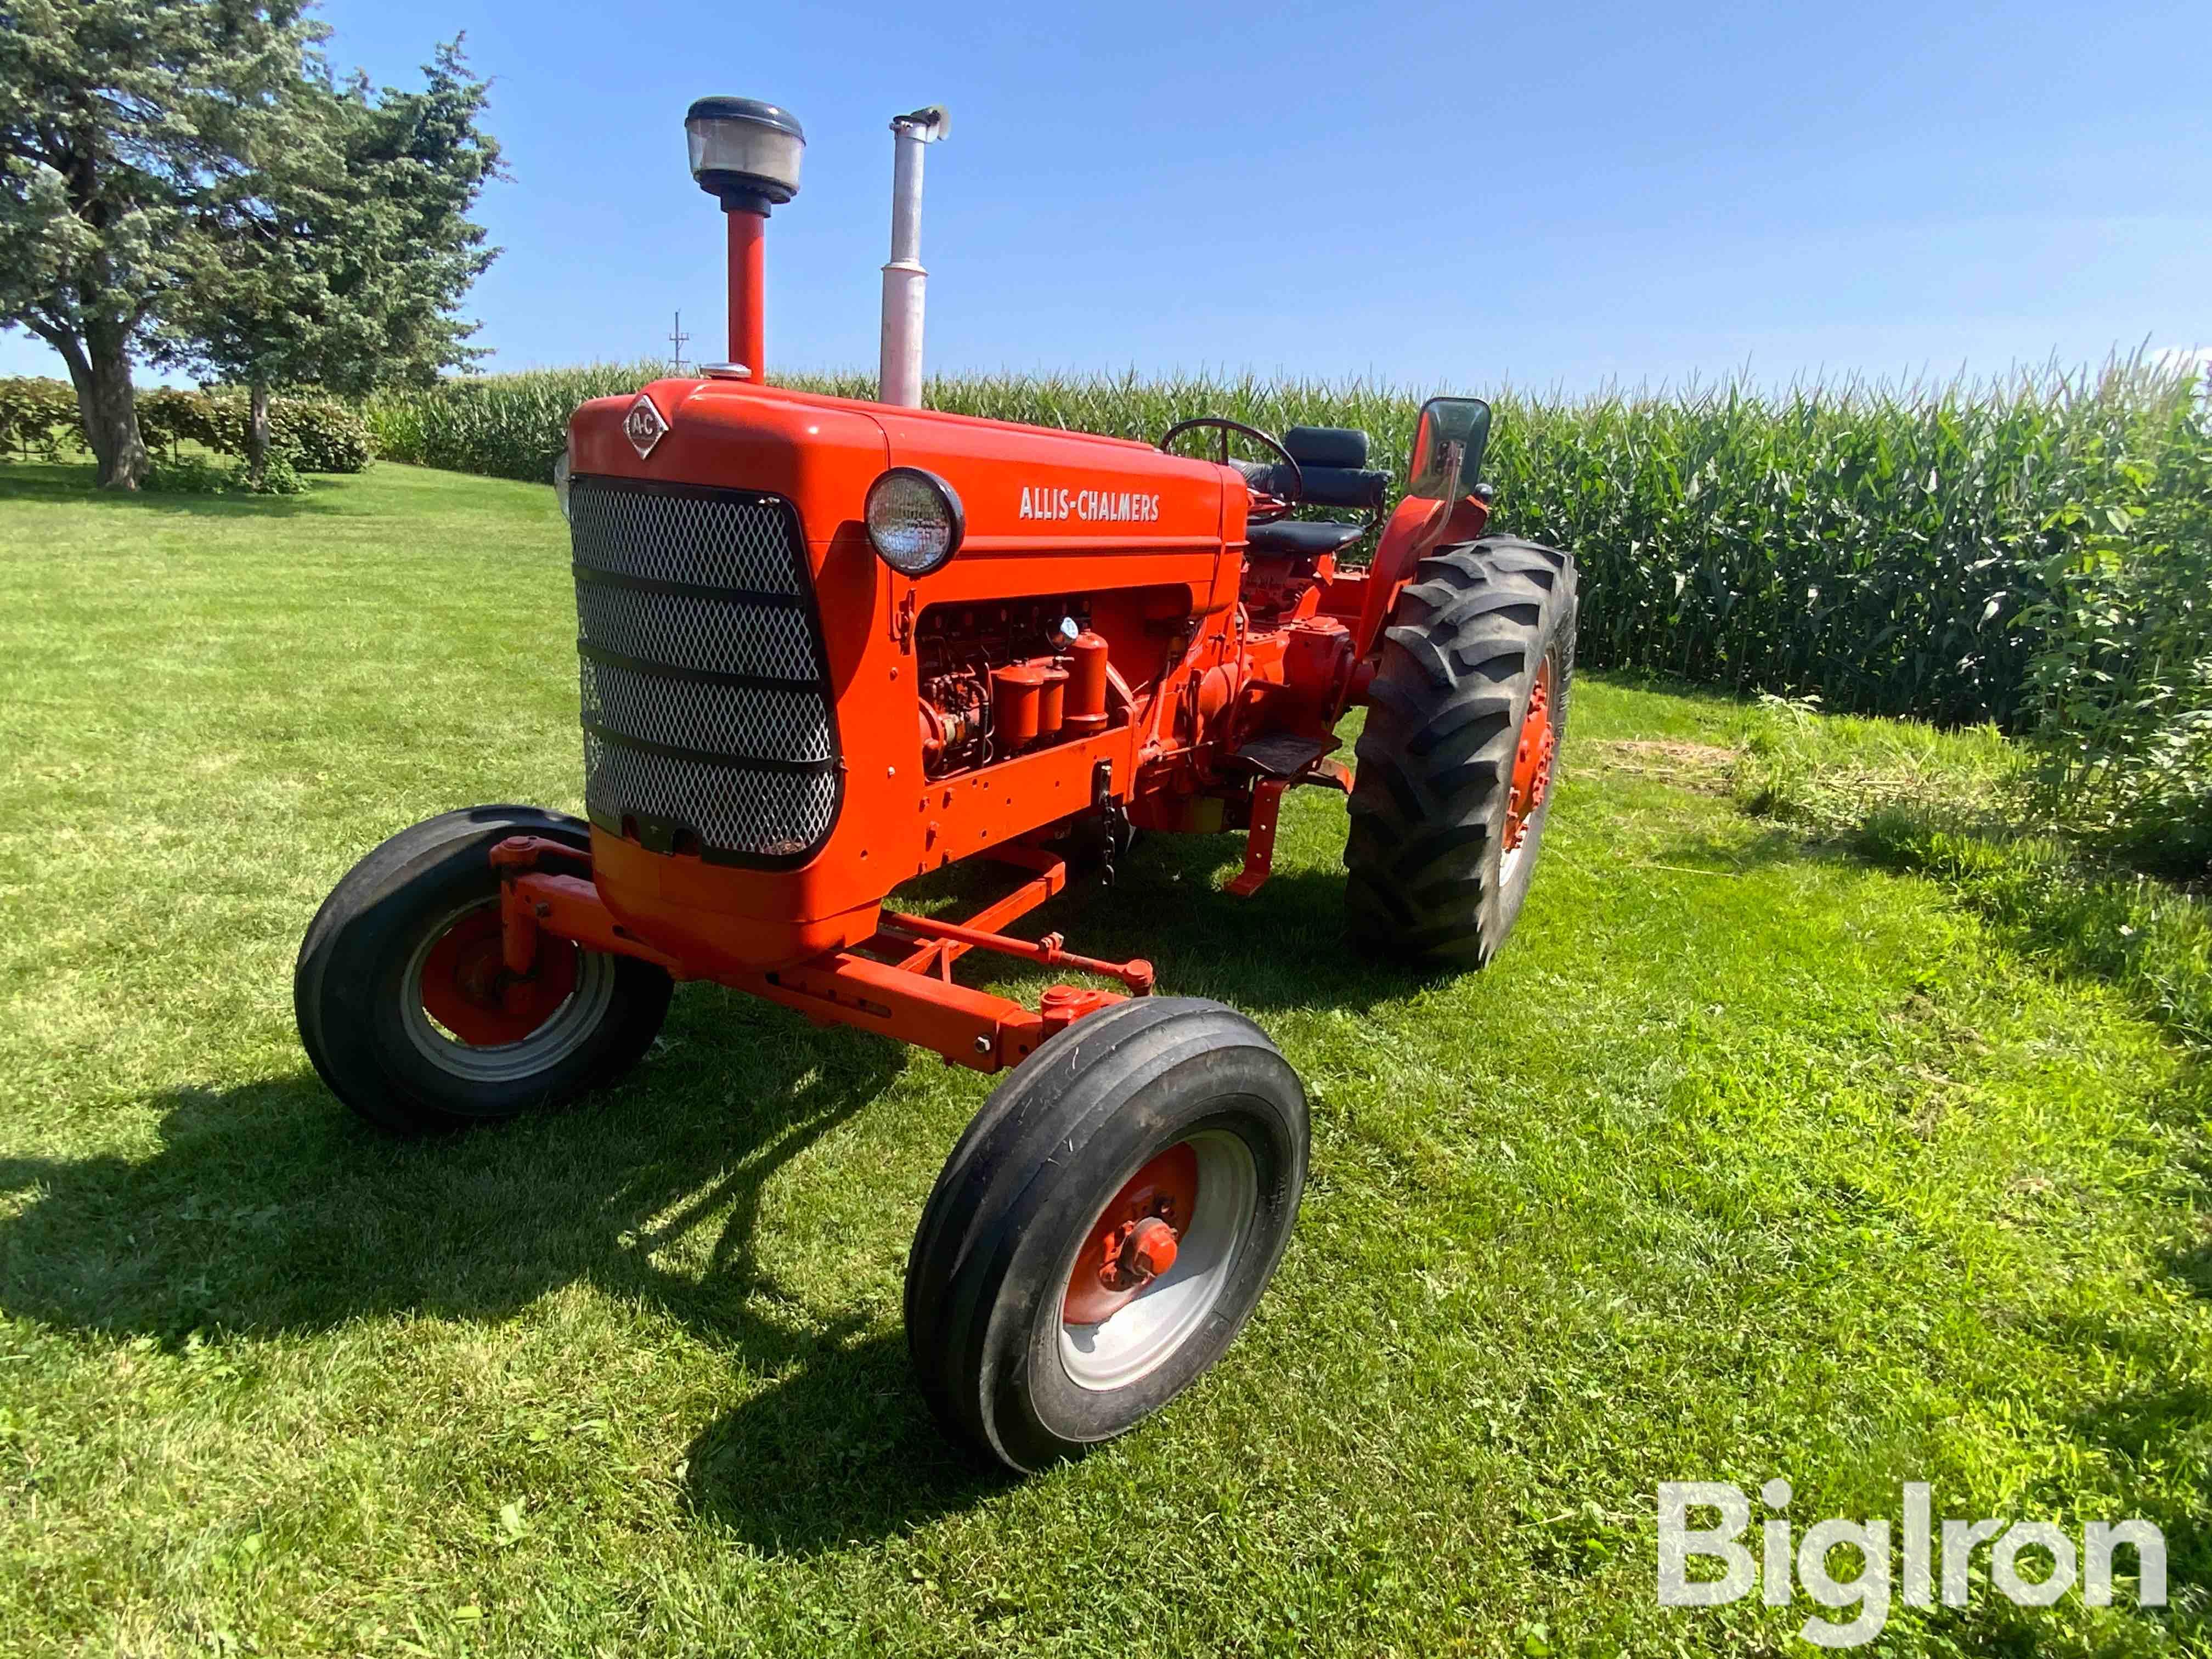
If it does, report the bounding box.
[1282,426,1387,511]
[1283,426,1368,469]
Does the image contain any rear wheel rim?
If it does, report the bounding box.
[1500,654,1559,883]
[1057,1129,1259,1392]
[400,899,617,1085]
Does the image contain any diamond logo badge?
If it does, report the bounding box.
[623,393,669,459]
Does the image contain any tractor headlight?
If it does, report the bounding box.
[554,443,573,522]
[865,467,963,576]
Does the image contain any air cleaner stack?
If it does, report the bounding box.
[684,97,806,379]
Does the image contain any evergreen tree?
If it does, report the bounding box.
[161,41,500,483]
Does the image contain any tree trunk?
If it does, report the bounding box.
[50,325,150,490]
[246,378,272,486]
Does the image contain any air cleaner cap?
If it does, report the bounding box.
[685,97,805,213]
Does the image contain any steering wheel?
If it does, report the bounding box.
[1156,417,1303,524]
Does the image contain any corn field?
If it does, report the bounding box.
[360,358,2210,742]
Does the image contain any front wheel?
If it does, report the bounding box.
[294,806,674,1134]
[904,997,1308,1472]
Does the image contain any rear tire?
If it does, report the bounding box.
[904,998,1307,1472]
[295,806,674,1134]
[1345,537,1577,965]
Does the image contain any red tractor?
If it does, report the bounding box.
[296,97,1576,1471]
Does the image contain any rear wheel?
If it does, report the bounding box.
[904,997,1307,1472]
[1345,537,1576,964]
[295,806,674,1133]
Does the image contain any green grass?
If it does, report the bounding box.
[1719,694,2212,1051]
[2,459,2208,1656]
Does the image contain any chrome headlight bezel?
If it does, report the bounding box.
[553,442,574,522]
[865,467,964,577]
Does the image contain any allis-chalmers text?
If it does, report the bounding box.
[1017,486,1163,523]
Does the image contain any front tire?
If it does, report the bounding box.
[295,806,674,1134]
[904,998,1308,1472]
[1345,537,1577,965]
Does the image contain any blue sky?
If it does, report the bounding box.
[8,0,2208,391]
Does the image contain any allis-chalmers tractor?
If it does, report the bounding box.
[297,97,1577,1471]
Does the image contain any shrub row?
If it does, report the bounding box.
[0,378,371,472]
[0,376,84,459]
[144,452,306,496]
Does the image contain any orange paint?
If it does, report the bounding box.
[539,374,1494,1066]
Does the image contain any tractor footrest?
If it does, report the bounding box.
[1234,734,1334,778]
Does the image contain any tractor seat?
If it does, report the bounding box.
[1246,518,1370,556]
[1243,425,1389,558]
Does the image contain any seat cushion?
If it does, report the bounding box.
[1245,518,1370,557]
[1283,426,1370,469]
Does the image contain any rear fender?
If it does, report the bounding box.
[1341,396,1497,687]
[1344,493,1491,684]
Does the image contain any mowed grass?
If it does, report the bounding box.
[1,460,2207,1657]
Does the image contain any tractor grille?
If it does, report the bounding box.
[568,477,840,864]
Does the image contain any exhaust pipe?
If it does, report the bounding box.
[878,106,949,408]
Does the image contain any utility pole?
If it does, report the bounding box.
[668,311,690,375]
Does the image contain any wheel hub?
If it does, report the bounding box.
[1504,657,1558,853]
[417,905,579,1047]
[1063,1142,1199,1325]
[1100,1215,1180,1292]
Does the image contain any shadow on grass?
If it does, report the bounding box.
[1017,830,1459,1013]
[1600,823,1832,879]
[0,985,1007,1549]
[2051,1313,2212,1609]
[0,461,352,516]
[0,818,1888,1550]
[679,1330,1007,1550]
[0,827,1454,1547]
[2011,1064,2212,1628]
[2166,1233,2212,1300]
[673,837,1475,1544]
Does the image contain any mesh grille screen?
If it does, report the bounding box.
[579,657,832,764]
[568,482,808,593]
[569,478,840,862]
[574,584,819,680]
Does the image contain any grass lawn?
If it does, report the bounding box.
[1,460,2205,1657]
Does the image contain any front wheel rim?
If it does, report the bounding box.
[400,899,617,1085]
[1057,1128,1260,1392]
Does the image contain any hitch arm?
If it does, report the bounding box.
[878,911,1155,995]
